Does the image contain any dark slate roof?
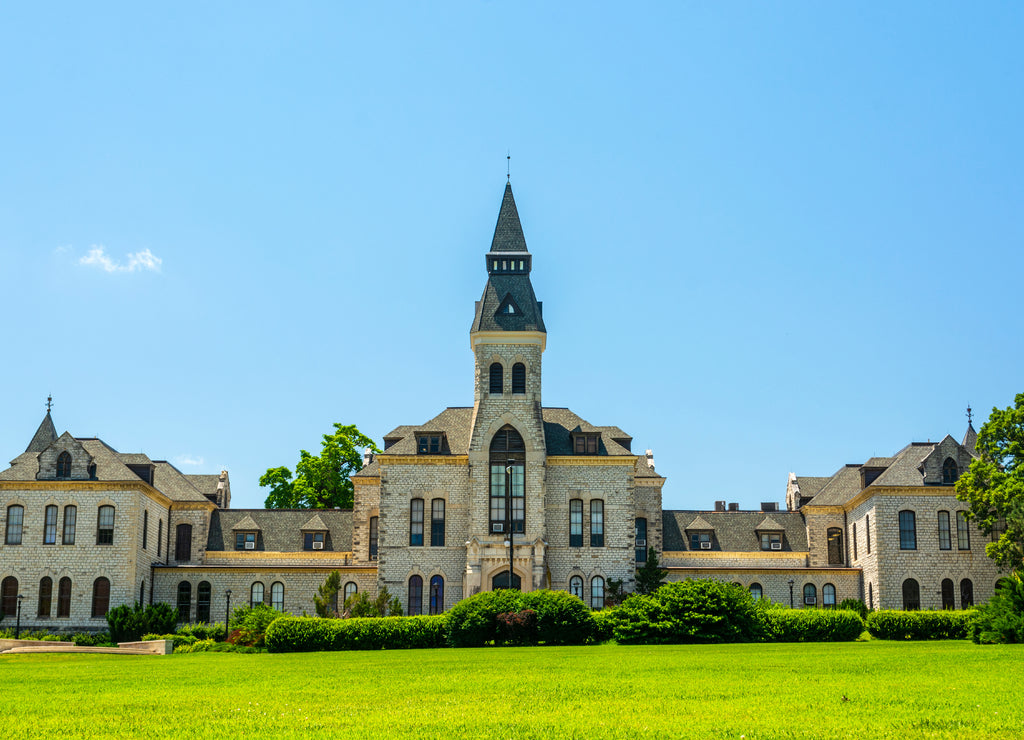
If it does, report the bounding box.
[663,511,809,552]
[541,408,634,457]
[794,476,830,500]
[151,461,214,503]
[26,412,57,453]
[471,274,546,333]
[490,182,528,253]
[805,464,864,506]
[962,423,978,452]
[871,443,935,487]
[206,509,353,552]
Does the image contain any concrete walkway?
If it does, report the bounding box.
[0,638,172,655]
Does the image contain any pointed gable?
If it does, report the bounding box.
[300,513,329,531]
[26,411,58,453]
[685,515,715,531]
[231,515,262,531]
[755,515,785,531]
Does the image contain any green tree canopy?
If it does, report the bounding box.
[260,423,380,509]
[635,547,668,595]
[956,393,1024,572]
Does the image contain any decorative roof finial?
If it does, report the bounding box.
[46,395,53,413]
[966,404,973,425]
[507,150,511,181]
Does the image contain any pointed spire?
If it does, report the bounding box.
[490,182,528,253]
[26,406,58,453]
[961,405,978,451]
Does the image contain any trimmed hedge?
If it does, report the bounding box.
[760,608,864,642]
[265,615,449,653]
[867,610,973,640]
[447,589,598,647]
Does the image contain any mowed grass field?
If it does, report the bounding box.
[1,641,1021,739]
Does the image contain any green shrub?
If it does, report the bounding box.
[867,610,973,640]
[142,632,198,649]
[173,638,262,654]
[265,615,449,653]
[227,603,284,647]
[590,609,616,643]
[63,631,113,647]
[344,587,403,618]
[106,602,179,642]
[447,589,524,647]
[759,607,864,642]
[496,609,538,646]
[446,589,598,647]
[176,622,226,641]
[521,589,597,646]
[969,572,1024,644]
[610,580,764,645]
[838,598,868,620]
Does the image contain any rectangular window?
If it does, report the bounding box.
[369,516,379,560]
[5,505,23,545]
[938,511,951,550]
[97,506,115,546]
[853,523,858,560]
[43,505,58,545]
[157,520,162,556]
[63,505,77,545]
[690,531,711,549]
[417,435,443,454]
[410,499,424,546]
[431,499,445,547]
[759,532,781,550]
[303,532,325,550]
[489,463,525,534]
[899,510,916,550]
[490,465,505,532]
[957,511,970,550]
[142,510,148,550]
[635,517,647,562]
[866,514,871,554]
[569,499,583,548]
[235,532,256,550]
[590,500,604,547]
[574,435,599,455]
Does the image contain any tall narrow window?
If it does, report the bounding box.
[56,451,72,478]
[369,516,379,560]
[63,505,77,545]
[196,581,211,623]
[823,583,836,608]
[590,576,605,609]
[175,523,192,561]
[569,576,584,600]
[898,510,916,550]
[938,511,951,550]
[57,577,72,618]
[1,577,17,617]
[91,577,110,618]
[866,514,871,554]
[430,499,445,546]
[489,362,503,394]
[5,505,24,545]
[826,528,843,564]
[569,499,583,547]
[749,583,763,601]
[142,510,148,550]
[408,575,423,616]
[410,498,424,546]
[902,578,920,610]
[960,579,974,608]
[868,582,874,611]
[140,580,146,605]
[942,457,959,484]
[590,500,604,547]
[941,579,955,609]
[511,363,526,394]
[177,582,191,622]
[38,577,53,618]
[852,523,858,560]
[250,582,264,607]
[157,519,163,555]
[41,505,57,545]
[803,583,817,606]
[429,575,444,615]
[489,426,525,534]
[271,582,284,611]
[344,581,358,607]
[956,511,970,550]
[635,517,648,562]
[97,505,115,546]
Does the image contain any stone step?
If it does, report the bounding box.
[3,646,156,655]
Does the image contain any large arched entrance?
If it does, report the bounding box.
[491,571,522,590]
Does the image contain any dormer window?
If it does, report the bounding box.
[303,531,325,550]
[56,451,71,478]
[235,532,257,550]
[573,434,599,455]
[942,458,959,484]
[690,531,712,550]
[760,532,782,550]
[416,434,446,455]
[501,303,516,314]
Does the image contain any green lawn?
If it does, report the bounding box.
[1,641,1021,739]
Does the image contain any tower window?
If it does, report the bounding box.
[57,451,72,478]
[489,426,526,534]
[511,363,526,394]
[489,363,504,394]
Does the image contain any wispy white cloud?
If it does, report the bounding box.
[79,245,163,273]
[175,455,205,467]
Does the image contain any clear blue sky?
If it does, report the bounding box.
[1,3,1021,510]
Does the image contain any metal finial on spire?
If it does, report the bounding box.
[507,150,511,181]
[966,404,973,425]
[46,395,53,413]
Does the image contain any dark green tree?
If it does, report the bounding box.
[314,570,342,617]
[635,547,668,595]
[260,423,380,509]
[956,393,1024,572]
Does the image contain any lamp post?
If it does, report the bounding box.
[505,460,516,590]
[430,581,440,615]
[788,579,795,609]
[224,589,232,639]
[16,593,25,638]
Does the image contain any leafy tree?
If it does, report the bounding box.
[260,423,380,509]
[344,586,402,618]
[970,572,1024,644]
[605,578,626,607]
[956,393,1024,572]
[314,570,342,618]
[635,547,668,595]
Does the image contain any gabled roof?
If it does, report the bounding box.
[206,509,353,552]
[962,422,978,452]
[26,412,57,453]
[490,182,528,253]
[300,513,329,531]
[755,515,785,531]
[685,515,715,531]
[663,510,809,552]
[231,514,262,531]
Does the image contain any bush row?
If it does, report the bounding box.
[265,615,449,653]
[866,610,973,640]
[447,589,598,647]
[761,607,865,642]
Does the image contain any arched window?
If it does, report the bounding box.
[489,362,503,394]
[938,511,951,550]
[431,499,445,547]
[942,457,959,484]
[898,510,916,550]
[177,582,192,622]
[408,575,423,616]
[56,451,72,478]
[196,581,212,623]
[91,577,110,618]
[635,518,648,562]
[409,498,424,546]
[369,516,379,560]
[511,362,526,394]
[44,505,58,545]
[344,581,358,608]
[38,577,53,618]
[175,523,192,561]
[590,500,604,547]
[591,576,605,610]
[492,571,521,590]
[142,510,148,550]
[63,505,77,545]
[250,582,264,607]
[823,583,836,607]
[5,505,24,545]
[803,583,817,606]
[1,576,18,617]
[429,575,444,615]
[271,582,284,611]
[941,578,955,609]
[569,499,583,547]
[827,528,843,565]
[960,579,974,608]
[57,577,72,618]
[489,426,525,534]
[569,576,584,600]
[902,578,920,610]
[749,583,763,601]
[97,505,115,546]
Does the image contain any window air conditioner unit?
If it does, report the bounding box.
[492,523,504,533]
[312,541,323,550]
[805,597,816,605]
[636,539,646,547]
[770,542,782,550]
[700,542,712,550]
[244,541,255,550]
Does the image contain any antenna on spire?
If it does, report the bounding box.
[507,150,511,181]
[966,404,973,425]
[46,395,53,413]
